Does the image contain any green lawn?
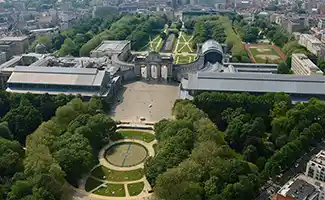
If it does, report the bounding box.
[93,184,125,197]
[85,177,103,192]
[248,45,283,64]
[175,55,196,64]
[127,182,145,196]
[117,130,155,143]
[182,34,192,42]
[178,44,193,53]
[91,166,144,182]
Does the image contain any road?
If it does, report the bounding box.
[255,140,325,200]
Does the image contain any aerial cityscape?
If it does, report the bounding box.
[2,0,325,200]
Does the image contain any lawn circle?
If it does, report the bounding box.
[104,142,148,167]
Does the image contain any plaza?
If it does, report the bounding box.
[110,81,179,123]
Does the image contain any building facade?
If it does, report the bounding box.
[306,150,325,182]
[134,52,173,80]
[299,34,325,60]
[0,36,29,59]
[6,66,116,98]
[291,53,323,75]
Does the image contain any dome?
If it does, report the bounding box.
[201,40,224,64]
[35,43,47,54]
[201,40,223,55]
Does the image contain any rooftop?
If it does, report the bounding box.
[0,36,28,42]
[301,34,322,44]
[183,72,325,95]
[201,40,223,55]
[93,40,130,52]
[7,66,106,87]
[292,53,322,73]
[276,174,325,200]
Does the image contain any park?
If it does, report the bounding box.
[80,128,156,199]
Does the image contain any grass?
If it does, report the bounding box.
[85,177,103,192]
[247,45,284,64]
[175,55,196,64]
[117,130,155,143]
[93,184,125,197]
[91,166,144,182]
[178,45,193,53]
[127,182,145,196]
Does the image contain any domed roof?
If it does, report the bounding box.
[201,40,223,55]
[35,43,47,54]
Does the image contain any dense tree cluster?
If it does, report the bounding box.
[186,15,249,62]
[148,92,325,200]
[127,15,166,50]
[146,100,260,200]
[192,16,226,44]
[30,16,118,56]
[0,93,117,200]
[0,92,75,144]
[80,14,165,56]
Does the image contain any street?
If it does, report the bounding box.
[255,140,325,200]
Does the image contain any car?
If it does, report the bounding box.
[149,104,152,108]
[140,117,146,121]
[295,163,299,168]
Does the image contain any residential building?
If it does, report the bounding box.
[291,53,323,76]
[299,34,325,60]
[287,17,307,33]
[0,36,29,58]
[306,150,325,182]
[274,174,325,200]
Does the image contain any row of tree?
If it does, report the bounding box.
[192,16,226,44]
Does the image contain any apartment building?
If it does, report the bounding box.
[291,53,323,76]
[306,150,325,182]
[299,34,325,60]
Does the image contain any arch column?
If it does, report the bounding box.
[146,64,151,80]
[157,65,162,80]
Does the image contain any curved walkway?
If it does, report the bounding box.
[75,126,157,200]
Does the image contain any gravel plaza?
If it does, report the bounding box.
[110,81,179,123]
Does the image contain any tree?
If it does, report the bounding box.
[30,36,52,51]
[53,132,93,184]
[318,60,325,72]
[57,38,77,56]
[154,168,203,200]
[160,32,167,40]
[0,121,13,140]
[243,145,258,163]
[176,21,182,30]
[277,62,291,74]
[86,114,117,147]
[2,99,42,144]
